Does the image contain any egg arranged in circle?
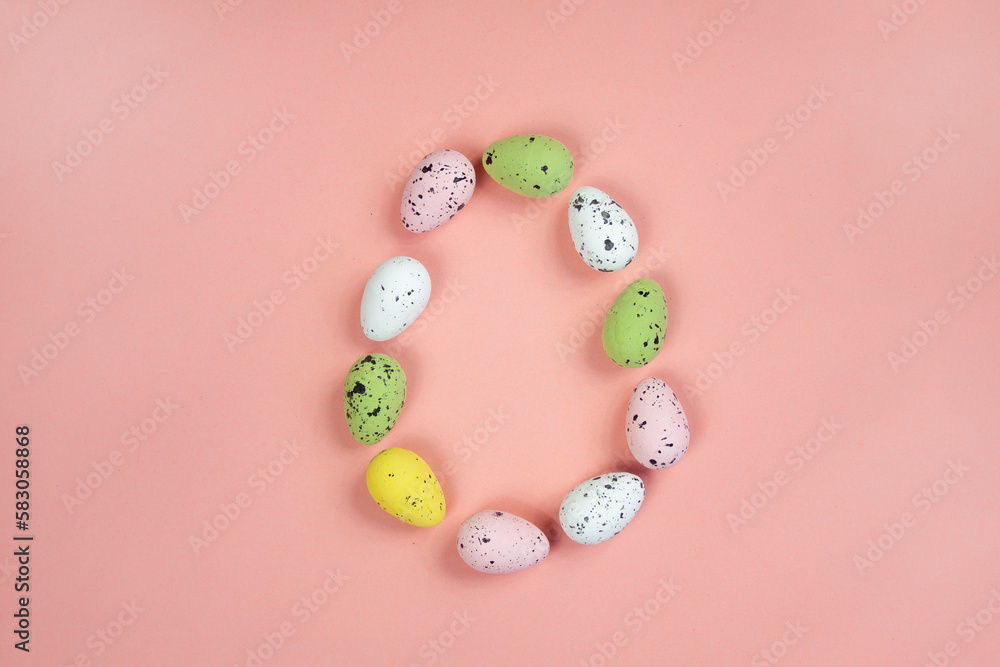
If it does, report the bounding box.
[343,353,406,445]
[366,447,445,527]
[559,472,644,545]
[568,186,638,272]
[401,149,476,233]
[482,134,574,198]
[360,256,431,342]
[602,278,667,367]
[626,377,690,469]
[456,510,550,574]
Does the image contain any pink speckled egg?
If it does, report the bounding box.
[626,377,690,470]
[401,149,475,233]
[456,510,549,574]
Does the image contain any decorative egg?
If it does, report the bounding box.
[626,377,690,469]
[366,447,445,527]
[360,256,431,342]
[482,134,573,198]
[568,186,638,272]
[343,353,406,445]
[559,472,644,545]
[602,278,667,367]
[401,149,476,233]
[456,510,550,574]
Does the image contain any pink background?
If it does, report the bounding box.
[3,0,1000,665]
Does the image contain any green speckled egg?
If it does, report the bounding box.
[602,279,667,368]
[343,353,406,445]
[482,134,573,198]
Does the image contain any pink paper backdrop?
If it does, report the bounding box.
[3,0,1000,665]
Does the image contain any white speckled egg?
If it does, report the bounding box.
[559,472,644,545]
[627,377,690,470]
[568,186,638,272]
[457,510,550,574]
[360,256,431,342]
[401,150,476,233]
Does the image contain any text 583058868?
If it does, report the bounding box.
[13,425,32,653]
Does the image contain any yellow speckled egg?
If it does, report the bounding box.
[366,447,445,527]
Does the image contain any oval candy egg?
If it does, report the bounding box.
[482,134,573,198]
[627,377,690,469]
[365,447,445,527]
[602,278,667,367]
[343,353,406,445]
[568,186,639,272]
[559,472,644,545]
[360,256,431,342]
[456,510,550,574]
[401,149,476,233]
